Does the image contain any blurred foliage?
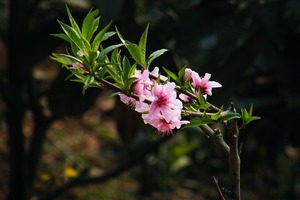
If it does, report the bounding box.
[1,0,300,199]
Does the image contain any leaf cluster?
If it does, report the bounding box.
[51,6,167,95]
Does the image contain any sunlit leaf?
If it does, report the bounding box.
[126,41,144,67]
[241,104,261,127]
[82,9,100,42]
[92,21,112,51]
[66,5,81,34]
[50,33,71,42]
[138,24,149,66]
[58,20,86,50]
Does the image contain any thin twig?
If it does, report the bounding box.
[212,176,226,200]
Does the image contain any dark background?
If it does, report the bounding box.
[0,0,300,199]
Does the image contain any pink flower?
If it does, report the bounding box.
[189,71,222,96]
[119,94,137,108]
[132,70,153,102]
[142,113,189,135]
[70,62,88,73]
[119,70,153,113]
[149,82,182,122]
[150,67,168,82]
[184,68,194,80]
[179,93,190,102]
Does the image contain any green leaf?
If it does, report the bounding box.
[105,64,122,84]
[198,89,210,110]
[221,112,241,121]
[50,33,71,42]
[66,5,81,34]
[102,31,116,41]
[211,106,223,120]
[84,74,94,87]
[183,114,214,129]
[138,24,149,66]
[98,43,124,61]
[123,77,137,94]
[241,104,261,127]
[178,65,187,81]
[147,49,168,68]
[95,67,107,79]
[126,41,144,66]
[58,20,86,50]
[116,26,146,68]
[51,53,81,66]
[115,27,125,44]
[163,67,180,85]
[82,9,100,42]
[91,21,112,51]
[122,56,132,79]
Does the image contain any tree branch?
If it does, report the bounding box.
[200,124,229,156]
[227,103,240,200]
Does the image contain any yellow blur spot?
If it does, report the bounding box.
[64,167,79,178]
[40,172,51,181]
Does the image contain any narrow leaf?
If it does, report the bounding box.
[92,21,112,51]
[138,24,149,66]
[66,5,81,34]
[163,67,180,85]
[221,112,241,121]
[147,49,168,67]
[51,53,82,66]
[82,9,100,41]
[50,33,71,42]
[58,20,85,50]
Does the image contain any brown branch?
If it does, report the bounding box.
[227,103,241,200]
[200,125,229,156]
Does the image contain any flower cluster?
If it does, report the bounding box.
[51,6,260,139]
[119,67,189,135]
[119,67,222,135]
